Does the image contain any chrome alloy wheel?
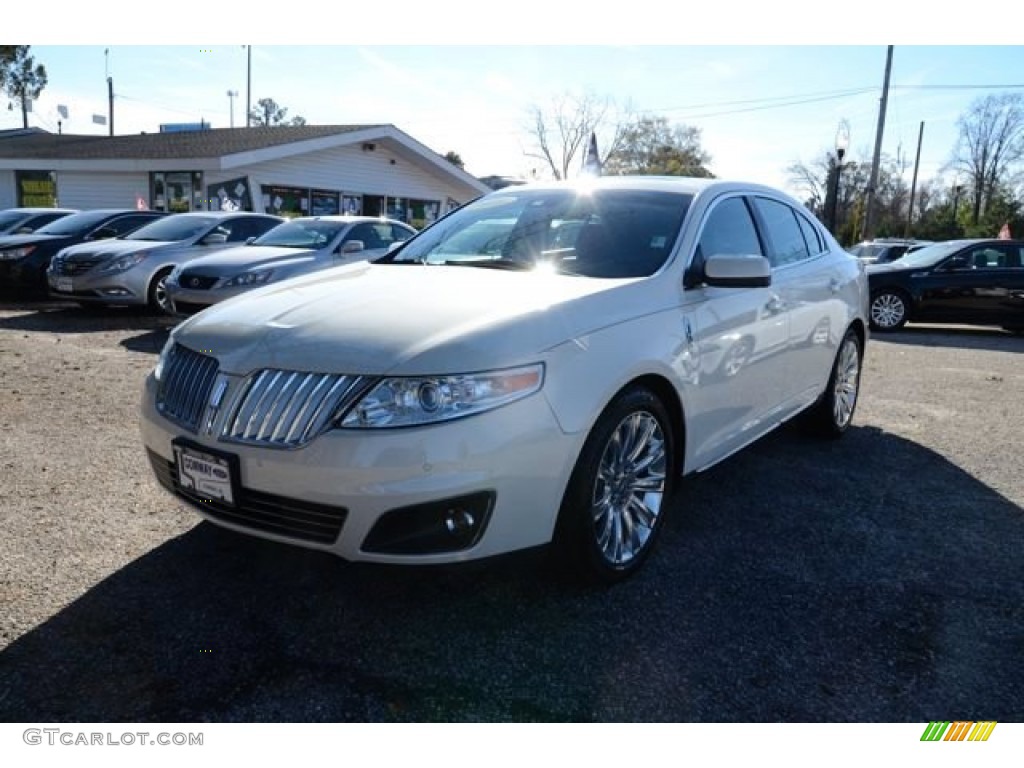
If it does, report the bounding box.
[591,410,667,566]
[832,336,860,429]
[870,292,906,329]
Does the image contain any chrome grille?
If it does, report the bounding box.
[223,369,367,449]
[53,255,106,276]
[156,344,220,432]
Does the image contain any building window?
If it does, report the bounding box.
[16,170,58,207]
[262,185,309,218]
[311,189,340,216]
[150,171,204,212]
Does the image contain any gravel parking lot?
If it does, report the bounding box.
[1,300,1022,722]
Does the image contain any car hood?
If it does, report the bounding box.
[173,262,656,376]
[181,245,319,274]
[0,233,68,249]
[59,238,180,260]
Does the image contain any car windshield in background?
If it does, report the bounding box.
[385,189,692,278]
[125,216,218,242]
[252,220,345,249]
[888,240,968,269]
[34,210,115,237]
[0,211,31,229]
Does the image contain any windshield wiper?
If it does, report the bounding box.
[439,258,534,270]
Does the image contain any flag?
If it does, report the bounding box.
[998,222,1011,239]
[581,131,601,177]
[135,194,148,211]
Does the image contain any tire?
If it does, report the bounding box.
[803,328,862,439]
[869,289,909,331]
[553,385,677,584]
[147,268,175,315]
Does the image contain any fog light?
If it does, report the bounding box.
[444,509,475,534]
[362,492,494,555]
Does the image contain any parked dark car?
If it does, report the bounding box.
[866,238,1024,333]
[0,209,167,295]
[849,237,932,265]
[0,207,78,236]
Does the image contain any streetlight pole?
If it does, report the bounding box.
[828,122,850,236]
[227,90,238,128]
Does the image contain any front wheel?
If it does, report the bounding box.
[147,268,175,315]
[869,289,909,331]
[553,386,677,583]
[803,328,862,439]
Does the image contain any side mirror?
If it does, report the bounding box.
[14,226,34,234]
[340,240,364,254]
[202,232,228,245]
[702,254,772,288]
[245,236,257,245]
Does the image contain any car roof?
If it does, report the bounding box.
[1,207,78,214]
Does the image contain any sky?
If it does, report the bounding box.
[4,10,1022,199]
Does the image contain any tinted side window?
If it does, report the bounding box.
[752,197,810,267]
[796,213,825,255]
[225,217,276,242]
[697,197,762,261]
[345,223,384,249]
[105,215,161,237]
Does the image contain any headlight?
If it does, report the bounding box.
[154,335,175,382]
[97,251,148,274]
[339,364,544,428]
[0,245,36,261]
[223,269,273,288]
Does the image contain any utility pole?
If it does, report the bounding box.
[246,46,252,128]
[862,45,893,241]
[227,90,238,128]
[904,121,925,239]
[105,48,114,137]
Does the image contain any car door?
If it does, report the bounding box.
[685,194,790,468]
[916,243,1024,325]
[749,195,840,406]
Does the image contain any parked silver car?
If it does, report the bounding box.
[47,212,283,313]
[165,215,416,315]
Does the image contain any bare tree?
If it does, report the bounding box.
[523,92,631,180]
[950,93,1024,225]
[0,46,47,129]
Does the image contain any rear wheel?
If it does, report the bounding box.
[147,268,175,315]
[553,385,676,583]
[803,328,862,439]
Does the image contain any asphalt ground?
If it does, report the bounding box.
[0,300,1021,722]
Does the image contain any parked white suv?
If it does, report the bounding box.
[141,176,868,582]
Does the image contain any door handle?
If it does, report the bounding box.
[764,295,786,314]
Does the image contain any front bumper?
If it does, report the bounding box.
[47,269,148,306]
[166,280,249,315]
[139,372,580,564]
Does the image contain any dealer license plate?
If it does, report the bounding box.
[173,442,236,506]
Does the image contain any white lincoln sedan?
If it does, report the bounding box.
[141,177,868,582]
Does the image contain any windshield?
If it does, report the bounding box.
[889,240,969,269]
[384,188,692,278]
[125,215,218,242]
[252,219,346,249]
[0,211,32,230]
[35,210,117,237]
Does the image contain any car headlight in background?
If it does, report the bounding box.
[97,252,149,274]
[154,335,175,382]
[0,245,36,261]
[223,269,273,288]
[339,364,544,428]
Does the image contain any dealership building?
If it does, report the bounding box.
[0,124,490,227]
